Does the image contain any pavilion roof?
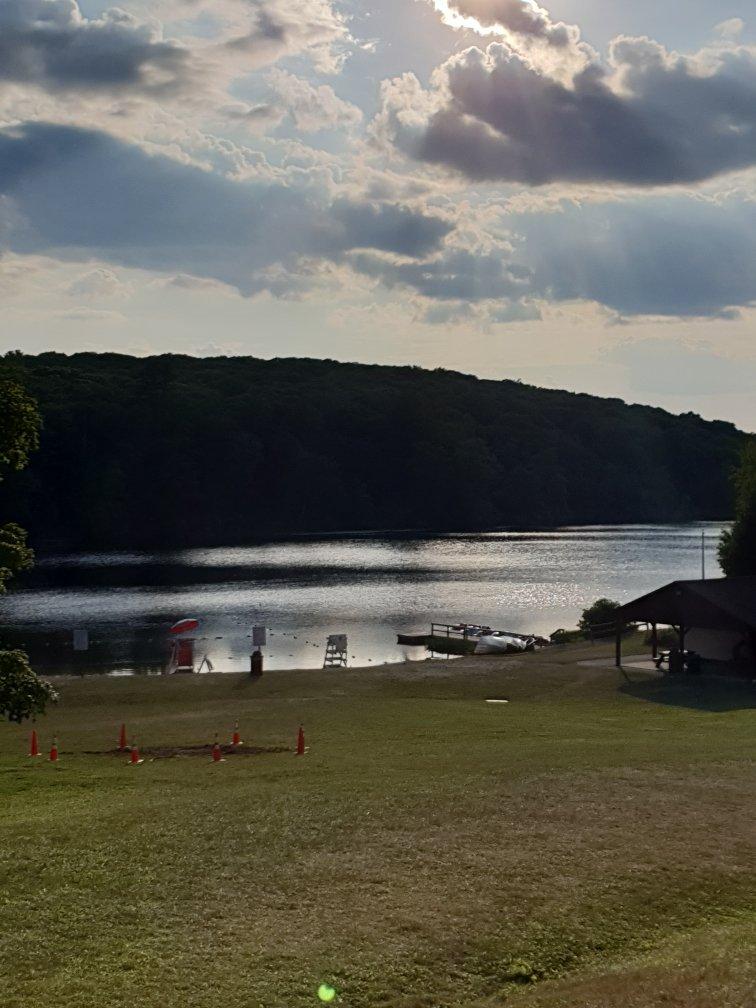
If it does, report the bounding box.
[616,576,756,633]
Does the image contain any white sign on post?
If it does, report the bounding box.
[73,629,89,651]
[252,625,267,647]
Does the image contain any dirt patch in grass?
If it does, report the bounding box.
[87,744,292,759]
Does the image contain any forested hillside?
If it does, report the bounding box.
[0,353,746,549]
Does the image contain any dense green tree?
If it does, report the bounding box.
[579,598,621,638]
[0,523,34,595]
[0,352,746,549]
[718,440,756,576]
[0,358,40,591]
[0,357,53,723]
[0,650,57,723]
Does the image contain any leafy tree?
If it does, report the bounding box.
[0,522,34,596]
[0,650,57,723]
[0,357,40,591]
[0,357,52,723]
[0,360,40,473]
[719,440,756,576]
[579,598,621,638]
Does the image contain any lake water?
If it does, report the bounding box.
[0,524,726,675]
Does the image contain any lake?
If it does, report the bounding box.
[0,524,726,675]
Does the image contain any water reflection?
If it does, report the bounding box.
[0,524,725,675]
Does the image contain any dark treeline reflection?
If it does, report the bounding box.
[1,353,743,549]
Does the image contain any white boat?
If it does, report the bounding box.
[474,633,535,655]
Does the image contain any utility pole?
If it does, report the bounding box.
[701,529,706,580]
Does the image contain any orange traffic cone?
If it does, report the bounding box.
[129,740,143,765]
[212,734,222,763]
[296,725,305,756]
[49,737,59,763]
[29,729,40,757]
[119,723,127,751]
[231,721,241,746]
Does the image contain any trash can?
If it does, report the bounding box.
[250,649,263,677]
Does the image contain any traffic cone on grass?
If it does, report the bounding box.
[212,734,223,763]
[231,721,241,746]
[49,737,59,763]
[296,725,306,756]
[29,729,40,757]
[129,740,143,766]
[119,723,127,751]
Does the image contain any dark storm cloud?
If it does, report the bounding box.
[0,122,450,294]
[385,38,756,185]
[0,0,190,93]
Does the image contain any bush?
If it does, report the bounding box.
[550,628,582,645]
[0,650,58,723]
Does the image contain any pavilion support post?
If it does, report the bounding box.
[678,624,686,653]
[651,622,658,660]
[615,620,622,668]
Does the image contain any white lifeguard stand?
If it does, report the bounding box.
[323,634,348,668]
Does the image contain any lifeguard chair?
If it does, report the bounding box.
[166,618,200,674]
[167,636,195,674]
[323,634,348,668]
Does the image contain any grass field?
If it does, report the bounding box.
[1,643,754,1008]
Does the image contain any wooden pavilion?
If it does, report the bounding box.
[614,576,756,675]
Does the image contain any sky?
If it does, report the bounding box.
[0,0,755,430]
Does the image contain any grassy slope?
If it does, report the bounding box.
[0,644,754,1008]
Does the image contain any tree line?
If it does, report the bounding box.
[0,351,749,551]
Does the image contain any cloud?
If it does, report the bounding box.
[265,69,362,133]
[349,246,531,301]
[512,194,756,317]
[488,298,541,323]
[163,273,236,294]
[344,188,756,319]
[0,121,451,296]
[55,307,126,322]
[420,296,540,325]
[0,0,190,94]
[379,37,756,186]
[429,0,577,47]
[222,101,287,134]
[67,267,132,299]
[225,70,362,137]
[715,18,745,41]
[427,0,590,79]
[221,0,349,74]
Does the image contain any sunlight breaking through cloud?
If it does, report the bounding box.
[428,0,569,44]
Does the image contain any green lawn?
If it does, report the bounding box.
[1,644,754,1008]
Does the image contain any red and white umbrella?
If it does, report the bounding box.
[169,618,199,636]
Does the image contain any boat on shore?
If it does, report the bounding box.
[398,623,549,656]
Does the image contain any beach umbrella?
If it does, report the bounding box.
[169,618,199,635]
